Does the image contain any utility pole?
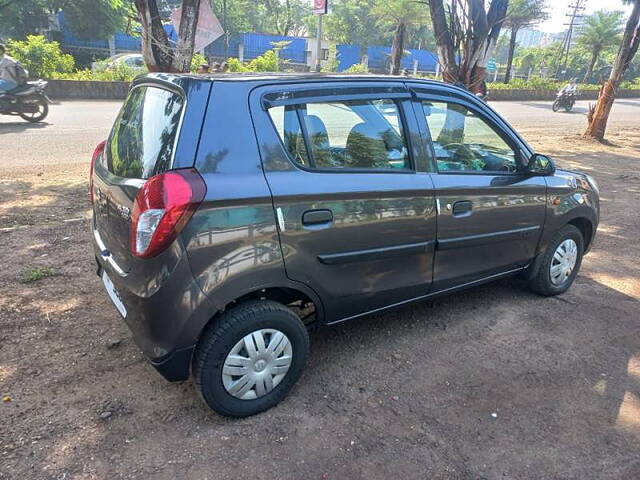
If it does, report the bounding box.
[555,0,587,79]
[222,0,228,60]
[312,0,328,72]
[315,15,323,72]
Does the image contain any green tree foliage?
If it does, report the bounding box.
[513,42,562,76]
[7,35,74,78]
[323,0,384,63]
[577,10,624,83]
[0,0,129,40]
[502,0,548,83]
[373,0,429,74]
[209,0,310,39]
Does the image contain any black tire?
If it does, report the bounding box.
[528,224,584,296]
[564,103,573,112]
[18,96,48,123]
[193,300,310,417]
[552,100,561,112]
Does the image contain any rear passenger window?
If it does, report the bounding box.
[107,86,183,179]
[268,99,410,171]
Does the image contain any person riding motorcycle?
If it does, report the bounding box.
[0,44,25,94]
[559,78,578,96]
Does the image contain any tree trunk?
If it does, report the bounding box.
[172,0,201,72]
[390,22,406,75]
[427,0,506,90]
[585,0,640,140]
[134,0,174,72]
[583,48,600,84]
[504,27,518,83]
[427,0,458,83]
[134,0,201,73]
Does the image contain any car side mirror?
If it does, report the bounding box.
[526,153,555,175]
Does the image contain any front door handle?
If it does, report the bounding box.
[302,209,333,226]
[452,200,473,217]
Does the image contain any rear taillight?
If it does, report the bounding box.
[89,140,106,204]
[130,168,206,258]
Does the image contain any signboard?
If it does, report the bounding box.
[171,1,224,53]
[313,0,328,15]
[487,58,497,73]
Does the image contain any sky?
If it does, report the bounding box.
[537,0,634,33]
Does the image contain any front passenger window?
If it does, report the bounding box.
[422,101,518,173]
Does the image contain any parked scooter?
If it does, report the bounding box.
[0,80,51,123]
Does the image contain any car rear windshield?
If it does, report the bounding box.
[106,85,184,179]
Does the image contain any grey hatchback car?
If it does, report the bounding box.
[91,74,599,417]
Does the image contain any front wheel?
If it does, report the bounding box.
[528,225,584,296]
[18,96,48,123]
[564,101,574,112]
[193,300,310,417]
[552,100,561,112]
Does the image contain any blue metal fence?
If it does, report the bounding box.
[57,12,176,52]
[206,33,307,63]
[337,44,438,72]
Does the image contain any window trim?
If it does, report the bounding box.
[419,98,526,176]
[266,98,417,175]
[105,82,187,180]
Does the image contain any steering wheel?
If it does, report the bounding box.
[442,142,477,168]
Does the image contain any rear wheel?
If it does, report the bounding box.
[528,225,584,296]
[564,101,574,112]
[18,96,48,123]
[552,100,561,112]
[193,300,310,417]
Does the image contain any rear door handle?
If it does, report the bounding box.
[452,200,473,217]
[302,209,333,226]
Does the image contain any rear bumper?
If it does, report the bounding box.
[93,232,214,382]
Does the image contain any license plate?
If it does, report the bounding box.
[102,271,127,318]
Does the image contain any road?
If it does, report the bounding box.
[1,98,639,169]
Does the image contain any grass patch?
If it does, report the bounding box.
[21,266,56,283]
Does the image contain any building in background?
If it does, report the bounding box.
[516,28,545,48]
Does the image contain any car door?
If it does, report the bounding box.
[250,81,437,323]
[409,83,547,289]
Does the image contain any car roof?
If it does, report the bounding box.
[139,72,467,92]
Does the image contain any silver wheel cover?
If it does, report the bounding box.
[550,239,578,286]
[222,329,293,400]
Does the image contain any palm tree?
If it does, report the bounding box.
[584,0,640,140]
[503,0,548,83]
[374,0,429,75]
[577,10,624,83]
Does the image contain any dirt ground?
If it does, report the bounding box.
[1,127,639,480]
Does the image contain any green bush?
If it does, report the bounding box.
[227,49,282,73]
[190,53,207,73]
[344,63,369,73]
[247,50,280,72]
[620,78,640,89]
[7,35,74,78]
[487,76,601,91]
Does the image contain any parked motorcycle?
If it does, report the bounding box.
[552,91,577,113]
[0,80,51,123]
